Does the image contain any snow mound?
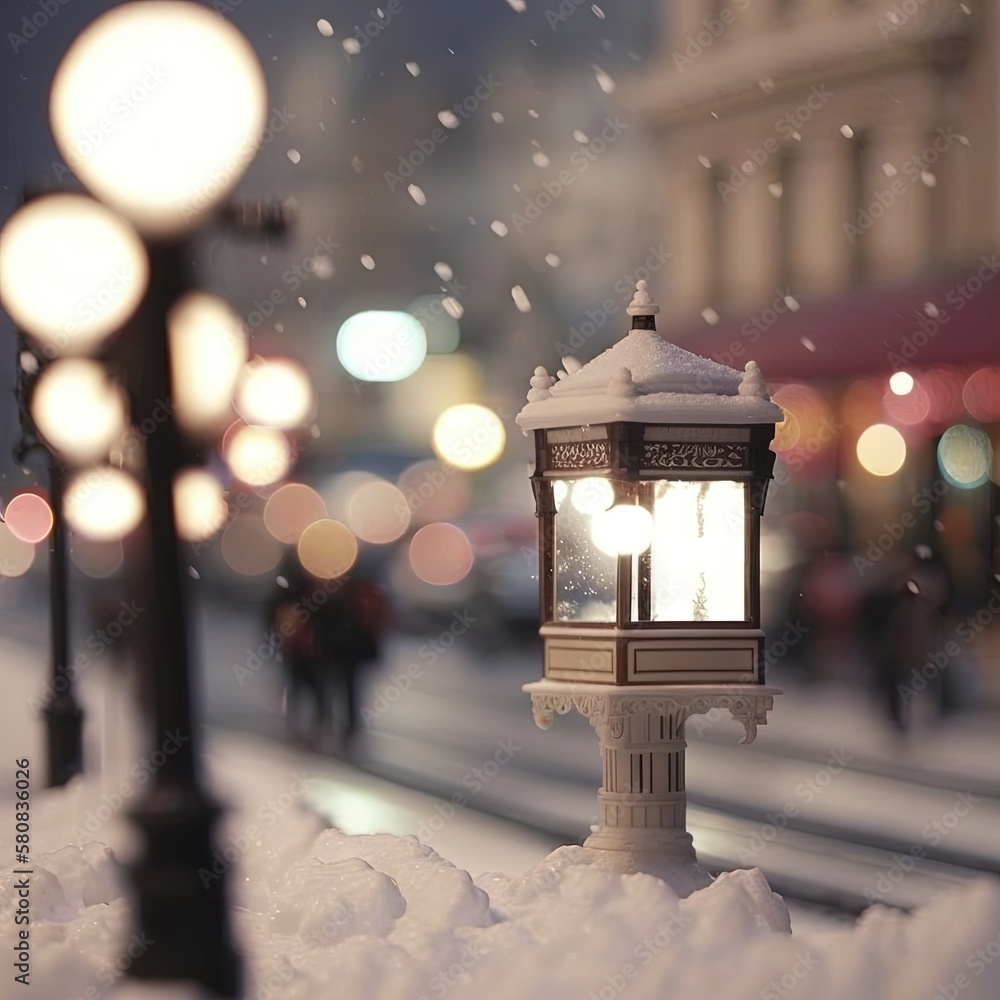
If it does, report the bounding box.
[12,780,1000,1000]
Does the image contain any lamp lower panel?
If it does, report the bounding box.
[542,633,761,684]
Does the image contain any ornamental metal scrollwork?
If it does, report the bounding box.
[643,442,747,470]
[549,441,610,470]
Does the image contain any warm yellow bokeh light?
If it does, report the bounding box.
[571,478,614,515]
[236,357,313,429]
[169,293,247,432]
[0,194,147,356]
[64,467,145,540]
[347,481,411,544]
[432,404,506,470]
[592,505,654,556]
[50,1,267,233]
[297,519,358,579]
[263,483,327,544]
[409,522,474,585]
[856,424,907,477]
[32,358,128,464]
[225,426,293,486]
[0,524,35,578]
[3,493,54,544]
[174,468,227,541]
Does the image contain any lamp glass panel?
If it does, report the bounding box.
[553,478,616,623]
[647,480,746,622]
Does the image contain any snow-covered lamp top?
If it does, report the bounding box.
[517,281,783,431]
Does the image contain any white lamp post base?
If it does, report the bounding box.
[525,680,780,897]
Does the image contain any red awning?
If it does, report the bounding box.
[666,263,1000,381]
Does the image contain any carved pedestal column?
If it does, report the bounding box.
[524,681,779,892]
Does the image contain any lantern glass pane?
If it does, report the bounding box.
[553,478,616,622]
[647,480,746,621]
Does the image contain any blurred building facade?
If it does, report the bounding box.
[639,0,986,321]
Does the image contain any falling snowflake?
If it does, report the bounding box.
[840,125,854,138]
[921,171,937,187]
[406,61,420,76]
[512,286,531,312]
[882,162,897,177]
[298,297,307,307]
[592,4,605,17]
[701,307,719,325]
[316,19,334,36]
[408,184,426,205]
[573,129,589,143]
[784,295,800,312]
[593,66,615,93]
[351,155,363,173]
[800,337,816,352]
[491,220,509,237]
[442,296,464,319]
[434,262,454,281]
[342,37,361,55]
[768,182,783,198]
[492,111,504,123]
[698,154,711,168]
[287,149,301,164]
[545,253,561,267]
[528,109,540,118]
[532,151,550,168]
[507,0,526,10]
[438,110,461,129]
[361,254,375,270]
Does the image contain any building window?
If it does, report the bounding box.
[849,128,870,285]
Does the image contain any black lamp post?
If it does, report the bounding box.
[12,335,84,788]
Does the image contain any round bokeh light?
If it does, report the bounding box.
[3,493,53,544]
[408,522,474,586]
[297,519,358,579]
[337,311,427,382]
[64,467,145,541]
[263,483,327,544]
[856,424,907,477]
[431,404,506,471]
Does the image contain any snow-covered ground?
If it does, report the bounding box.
[3,632,1000,999]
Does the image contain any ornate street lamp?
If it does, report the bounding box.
[517,280,783,893]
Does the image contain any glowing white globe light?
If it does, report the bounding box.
[225,425,292,486]
[857,423,907,477]
[432,403,506,470]
[49,1,267,234]
[336,311,427,382]
[889,371,913,396]
[592,505,653,557]
[236,357,313,428]
[31,359,128,464]
[168,293,247,431]
[65,467,145,541]
[571,477,614,515]
[938,424,992,489]
[0,194,147,356]
[174,468,227,541]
